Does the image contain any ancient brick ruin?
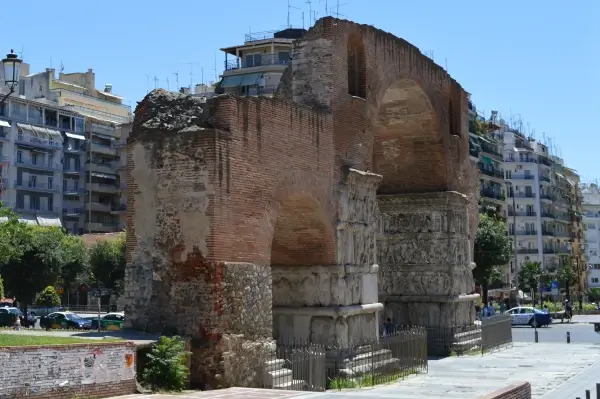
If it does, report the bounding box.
[123,17,479,387]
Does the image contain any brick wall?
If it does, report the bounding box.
[0,342,136,399]
[478,382,532,399]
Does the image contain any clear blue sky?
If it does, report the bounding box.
[5,1,599,180]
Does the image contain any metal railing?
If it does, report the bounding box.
[15,159,61,171]
[540,193,555,201]
[540,175,551,183]
[480,315,512,353]
[15,133,62,150]
[573,383,600,399]
[511,173,535,180]
[513,230,537,236]
[505,157,537,163]
[480,188,505,200]
[508,192,536,198]
[13,181,61,192]
[478,166,504,179]
[224,54,291,71]
[507,210,536,217]
[517,248,538,254]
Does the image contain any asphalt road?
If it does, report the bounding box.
[512,322,600,344]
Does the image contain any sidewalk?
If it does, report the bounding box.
[571,314,600,324]
[107,343,600,399]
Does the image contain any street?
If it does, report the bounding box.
[512,323,600,344]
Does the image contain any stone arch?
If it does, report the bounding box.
[372,78,448,194]
[347,32,367,98]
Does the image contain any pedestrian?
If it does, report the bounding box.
[499,301,506,314]
[382,317,394,337]
[13,315,21,331]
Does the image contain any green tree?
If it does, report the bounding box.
[587,288,600,302]
[141,336,191,391]
[0,274,4,299]
[518,261,547,304]
[35,285,61,307]
[557,265,577,300]
[59,235,88,302]
[0,204,28,265]
[88,232,126,293]
[0,225,66,311]
[473,213,512,304]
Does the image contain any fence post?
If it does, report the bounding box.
[586,389,590,399]
[596,383,600,399]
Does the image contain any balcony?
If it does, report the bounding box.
[87,162,116,175]
[510,173,535,180]
[86,182,120,193]
[63,186,84,195]
[89,142,117,156]
[539,156,553,167]
[63,207,83,216]
[478,165,504,179]
[480,143,503,159]
[541,211,555,219]
[555,231,571,238]
[14,206,60,215]
[0,130,9,142]
[513,230,537,236]
[541,229,555,236]
[556,246,571,254]
[508,192,536,198]
[539,193,554,201]
[15,134,62,150]
[224,54,290,71]
[63,166,84,175]
[15,159,61,172]
[508,210,536,217]
[64,144,85,153]
[517,248,538,254]
[84,222,121,233]
[540,175,551,183]
[480,188,505,201]
[14,181,60,192]
[504,157,537,163]
[111,204,126,214]
[85,202,113,213]
[556,214,571,222]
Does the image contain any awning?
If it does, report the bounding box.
[16,123,35,135]
[30,125,49,138]
[37,215,62,227]
[16,214,38,225]
[65,132,85,140]
[45,128,61,137]
[221,73,263,88]
[481,155,493,165]
[75,110,120,125]
[92,172,117,180]
[0,120,10,128]
[91,132,116,140]
[513,147,530,152]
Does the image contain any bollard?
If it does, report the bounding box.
[534,330,539,343]
[585,389,590,399]
[596,383,600,399]
[566,331,571,343]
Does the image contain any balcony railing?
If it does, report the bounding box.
[504,157,537,163]
[478,165,504,179]
[541,211,555,219]
[539,157,553,167]
[556,214,571,222]
[14,206,60,214]
[13,181,60,192]
[480,142,503,158]
[224,54,291,71]
[15,159,61,171]
[554,231,571,238]
[556,246,571,253]
[15,134,62,150]
[517,248,538,254]
[539,175,551,183]
[64,144,85,153]
[508,192,536,198]
[507,211,536,217]
[63,186,84,194]
[480,188,505,200]
[539,193,554,201]
[541,229,555,236]
[86,182,120,192]
[511,174,535,180]
[543,248,556,254]
[513,230,537,236]
[63,166,84,174]
[63,207,83,215]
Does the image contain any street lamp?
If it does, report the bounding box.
[1,49,23,105]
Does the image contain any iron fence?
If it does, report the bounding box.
[574,383,600,399]
[481,314,513,353]
[248,327,428,392]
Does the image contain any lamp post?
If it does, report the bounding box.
[1,49,23,106]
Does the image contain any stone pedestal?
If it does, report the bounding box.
[272,169,383,347]
[377,192,479,354]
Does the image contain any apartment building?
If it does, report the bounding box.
[0,96,85,228]
[19,67,131,234]
[218,28,306,96]
[582,185,600,289]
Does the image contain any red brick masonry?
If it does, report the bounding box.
[0,342,137,399]
[478,381,532,399]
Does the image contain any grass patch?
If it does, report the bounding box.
[0,334,121,347]
[329,369,421,390]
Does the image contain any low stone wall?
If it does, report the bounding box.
[478,381,531,399]
[0,341,137,399]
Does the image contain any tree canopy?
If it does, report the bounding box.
[88,232,126,293]
[35,285,61,307]
[473,213,512,303]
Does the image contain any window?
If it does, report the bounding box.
[29,175,37,188]
[48,177,53,188]
[74,180,79,190]
[74,118,84,133]
[48,196,53,211]
[63,180,67,190]
[31,153,38,165]
[59,115,72,130]
[347,33,366,98]
[244,53,262,68]
[592,278,599,284]
[28,106,43,125]
[45,109,58,127]
[278,51,290,64]
[17,151,22,163]
[10,102,26,121]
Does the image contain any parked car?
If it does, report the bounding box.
[506,306,552,327]
[90,312,125,331]
[40,312,92,330]
[0,307,22,327]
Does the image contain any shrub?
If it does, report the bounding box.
[35,286,61,307]
[141,336,191,391]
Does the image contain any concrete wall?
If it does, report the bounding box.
[0,341,136,398]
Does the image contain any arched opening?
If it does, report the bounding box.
[372,79,447,194]
[347,33,366,98]
[270,194,335,342]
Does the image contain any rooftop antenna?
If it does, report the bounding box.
[214,53,218,82]
[166,77,170,91]
[146,75,150,93]
[334,0,348,18]
[18,45,23,59]
[288,0,301,28]
[59,61,64,74]
[173,71,179,90]
[153,76,158,90]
